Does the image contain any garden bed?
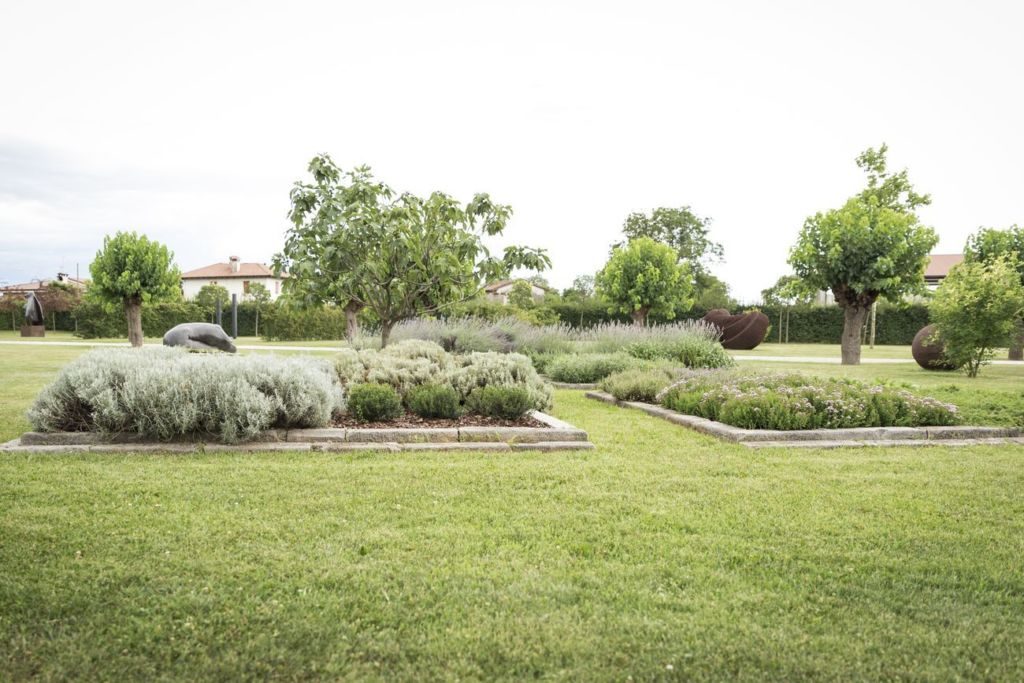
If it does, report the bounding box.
[586,390,1023,448]
[3,410,593,453]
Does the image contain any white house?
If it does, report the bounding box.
[483,279,551,304]
[180,256,286,301]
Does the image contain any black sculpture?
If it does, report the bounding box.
[163,322,237,353]
[701,308,771,350]
[912,324,957,370]
[24,292,44,325]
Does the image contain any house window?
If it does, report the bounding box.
[243,281,250,293]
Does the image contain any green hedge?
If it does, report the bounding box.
[757,304,930,345]
[259,306,348,341]
[71,301,310,340]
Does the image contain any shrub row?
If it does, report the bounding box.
[655,369,959,430]
[29,348,346,442]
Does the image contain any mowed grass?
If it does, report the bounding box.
[2,344,1024,680]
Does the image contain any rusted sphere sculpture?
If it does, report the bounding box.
[701,308,770,350]
[912,324,957,370]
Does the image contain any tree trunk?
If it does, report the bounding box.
[630,310,647,327]
[125,297,144,347]
[344,301,362,342]
[1009,320,1023,361]
[254,308,260,337]
[840,305,868,365]
[380,321,393,349]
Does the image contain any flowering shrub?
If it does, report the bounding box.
[656,370,959,430]
[29,347,346,442]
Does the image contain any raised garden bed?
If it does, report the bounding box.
[586,391,1024,449]
[2,410,593,454]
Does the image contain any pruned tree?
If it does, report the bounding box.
[619,206,722,264]
[89,232,181,347]
[276,154,550,347]
[964,225,1024,360]
[789,144,938,364]
[596,237,693,326]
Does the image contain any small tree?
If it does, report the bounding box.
[596,237,693,326]
[507,281,536,309]
[964,225,1024,360]
[89,232,181,347]
[245,282,272,336]
[931,257,1024,377]
[277,154,550,347]
[195,284,230,321]
[563,274,595,300]
[789,145,938,364]
[38,281,82,331]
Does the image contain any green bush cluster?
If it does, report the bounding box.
[333,340,553,420]
[545,353,639,383]
[347,383,404,422]
[599,367,680,402]
[404,384,461,419]
[657,369,959,430]
[29,348,346,442]
[466,386,534,419]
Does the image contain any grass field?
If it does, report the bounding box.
[2,342,1024,680]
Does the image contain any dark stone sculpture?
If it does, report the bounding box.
[701,308,770,350]
[912,324,956,370]
[24,292,44,325]
[163,322,237,353]
[20,292,45,337]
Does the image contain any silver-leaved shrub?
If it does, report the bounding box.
[29,347,346,442]
[449,352,553,411]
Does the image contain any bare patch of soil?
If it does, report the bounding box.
[333,413,545,429]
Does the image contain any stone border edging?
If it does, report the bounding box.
[2,411,593,454]
[547,380,599,390]
[585,390,1024,448]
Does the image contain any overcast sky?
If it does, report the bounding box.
[1,0,1022,302]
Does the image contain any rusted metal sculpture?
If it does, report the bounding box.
[912,324,957,370]
[701,308,770,350]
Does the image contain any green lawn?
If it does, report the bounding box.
[2,344,1024,680]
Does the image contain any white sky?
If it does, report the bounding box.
[1,0,1022,302]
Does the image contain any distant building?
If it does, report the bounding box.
[180,256,285,301]
[923,253,963,288]
[0,272,87,298]
[483,279,551,304]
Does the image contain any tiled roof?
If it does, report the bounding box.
[924,254,963,279]
[0,276,87,292]
[180,262,281,279]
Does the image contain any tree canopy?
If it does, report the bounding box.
[619,206,722,265]
[788,144,938,364]
[276,154,550,346]
[89,232,180,346]
[596,237,693,326]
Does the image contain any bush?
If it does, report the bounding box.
[346,383,403,422]
[600,367,679,402]
[466,386,533,420]
[405,384,461,419]
[545,353,639,383]
[657,369,959,430]
[28,348,345,442]
[449,352,553,411]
